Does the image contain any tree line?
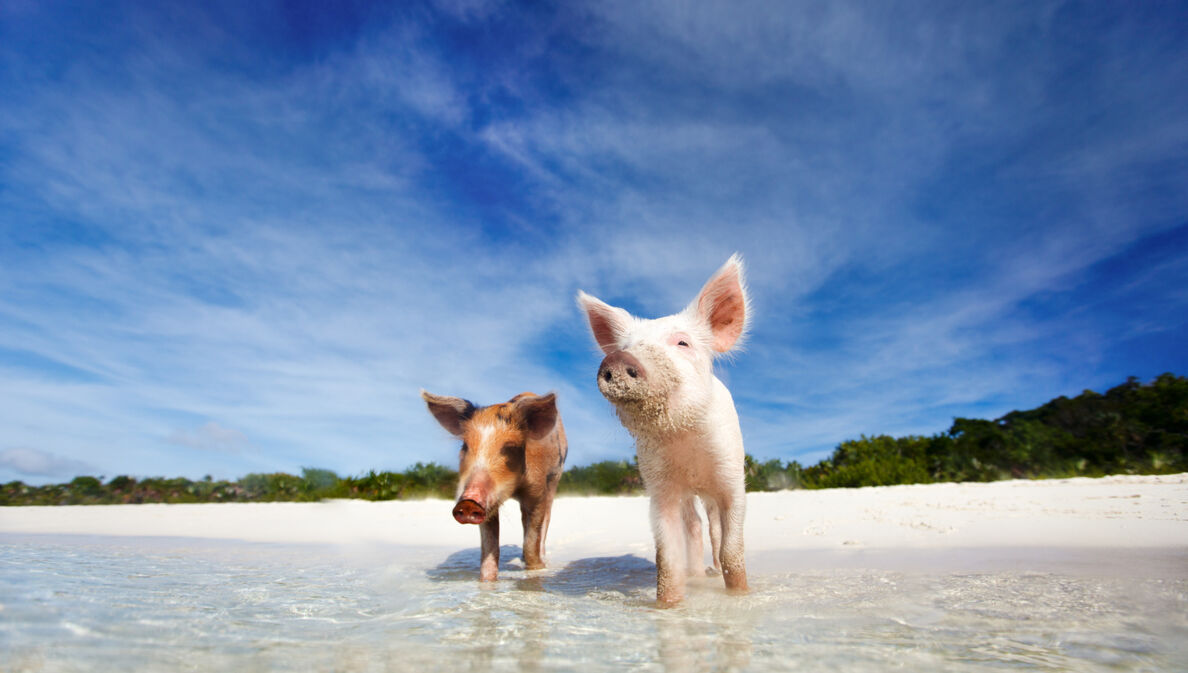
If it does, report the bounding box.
[3,373,1184,505]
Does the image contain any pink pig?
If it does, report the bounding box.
[578,254,750,605]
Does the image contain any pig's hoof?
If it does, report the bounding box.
[705,566,721,577]
[524,562,546,571]
[655,596,683,609]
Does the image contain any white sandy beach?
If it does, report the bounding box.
[3,474,1186,561]
[5,474,1188,673]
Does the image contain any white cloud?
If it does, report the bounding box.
[0,447,98,479]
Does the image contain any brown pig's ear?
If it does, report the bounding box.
[421,391,476,437]
[515,392,558,440]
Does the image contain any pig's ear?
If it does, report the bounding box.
[577,291,632,355]
[515,392,558,440]
[691,253,750,353]
[421,391,476,437]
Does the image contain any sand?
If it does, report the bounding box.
[3,474,1185,561]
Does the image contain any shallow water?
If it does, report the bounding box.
[2,536,1186,672]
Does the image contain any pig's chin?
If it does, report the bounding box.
[597,375,651,404]
[604,385,697,436]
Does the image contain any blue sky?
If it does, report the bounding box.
[1,0,1186,485]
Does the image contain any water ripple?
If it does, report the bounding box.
[1,536,1185,672]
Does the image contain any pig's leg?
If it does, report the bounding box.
[717,490,748,592]
[520,497,548,570]
[479,511,500,582]
[651,492,688,606]
[539,472,560,561]
[539,497,552,561]
[681,497,704,576]
[702,496,722,575]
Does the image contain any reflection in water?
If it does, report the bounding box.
[1,537,1186,672]
[654,607,753,673]
[429,548,755,673]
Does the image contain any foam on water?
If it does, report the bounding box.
[2,536,1186,672]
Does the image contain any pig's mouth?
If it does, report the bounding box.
[452,498,486,525]
[597,376,650,403]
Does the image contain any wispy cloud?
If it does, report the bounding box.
[167,422,248,453]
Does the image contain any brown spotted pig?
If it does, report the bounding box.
[421,390,567,581]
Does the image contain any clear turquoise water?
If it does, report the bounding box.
[2,536,1185,672]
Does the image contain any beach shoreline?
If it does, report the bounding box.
[3,473,1185,558]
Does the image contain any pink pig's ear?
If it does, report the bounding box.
[515,392,558,440]
[577,291,633,355]
[421,391,476,437]
[691,253,750,353]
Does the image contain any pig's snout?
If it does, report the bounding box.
[597,350,649,400]
[454,472,493,524]
[600,351,646,382]
[453,498,486,525]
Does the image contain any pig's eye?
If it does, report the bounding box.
[501,443,525,470]
[460,443,469,453]
[677,340,690,347]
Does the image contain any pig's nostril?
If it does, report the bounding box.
[602,369,612,382]
[626,367,638,379]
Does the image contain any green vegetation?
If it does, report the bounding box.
[557,460,642,495]
[789,372,1187,489]
[3,374,1184,505]
[0,464,459,506]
